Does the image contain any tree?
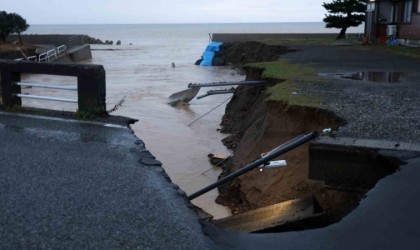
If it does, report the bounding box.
[10,13,30,44]
[0,11,29,44]
[0,11,14,43]
[323,0,366,39]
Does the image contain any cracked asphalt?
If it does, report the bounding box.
[0,112,214,249]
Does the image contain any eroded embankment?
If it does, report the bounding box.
[0,44,37,60]
[215,42,365,224]
[212,41,296,66]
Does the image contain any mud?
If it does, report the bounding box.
[217,85,361,222]
[214,42,366,223]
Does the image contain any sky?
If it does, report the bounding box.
[1,0,330,25]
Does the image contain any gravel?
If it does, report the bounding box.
[282,44,420,143]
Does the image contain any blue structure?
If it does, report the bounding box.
[200,42,223,66]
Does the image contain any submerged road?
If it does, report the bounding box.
[0,112,214,249]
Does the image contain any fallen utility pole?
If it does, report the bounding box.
[169,80,266,105]
[196,89,236,99]
[188,131,319,200]
[188,80,266,88]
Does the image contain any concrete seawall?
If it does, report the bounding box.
[212,33,338,43]
[8,34,90,47]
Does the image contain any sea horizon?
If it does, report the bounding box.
[25,22,364,35]
[29,21,328,26]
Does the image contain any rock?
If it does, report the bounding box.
[195,57,203,65]
[212,56,225,66]
[116,40,121,45]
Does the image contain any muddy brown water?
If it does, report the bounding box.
[19,46,246,219]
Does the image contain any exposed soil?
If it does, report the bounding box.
[212,41,296,66]
[0,44,37,60]
[215,42,367,224]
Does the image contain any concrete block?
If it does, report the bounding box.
[213,197,323,233]
[69,45,92,62]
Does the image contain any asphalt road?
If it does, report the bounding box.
[0,112,213,249]
[282,44,420,143]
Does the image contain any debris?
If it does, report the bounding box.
[259,160,287,172]
[213,197,325,233]
[208,153,228,166]
[322,128,332,134]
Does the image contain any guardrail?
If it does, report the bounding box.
[15,45,68,62]
[15,82,78,103]
[0,60,106,114]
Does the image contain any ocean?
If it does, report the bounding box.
[22,23,363,219]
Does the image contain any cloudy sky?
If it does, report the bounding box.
[1,0,330,24]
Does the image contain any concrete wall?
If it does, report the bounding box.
[69,45,92,62]
[7,35,89,47]
[0,60,106,114]
[211,33,338,43]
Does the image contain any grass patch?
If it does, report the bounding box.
[260,37,360,46]
[245,60,325,107]
[246,60,315,79]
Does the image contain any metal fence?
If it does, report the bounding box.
[15,45,68,63]
[0,60,106,114]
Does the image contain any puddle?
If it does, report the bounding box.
[319,72,410,83]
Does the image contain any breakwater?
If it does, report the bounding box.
[211,33,337,42]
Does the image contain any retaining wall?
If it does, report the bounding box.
[211,33,338,43]
[7,35,89,47]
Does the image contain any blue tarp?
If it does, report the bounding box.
[200,42,223,66]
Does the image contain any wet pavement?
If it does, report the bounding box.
[0,112,214,249]
[281,44,420,143]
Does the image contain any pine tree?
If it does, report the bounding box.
[323,0,366,39]
[10,13,30,44]
[0,11,29,44]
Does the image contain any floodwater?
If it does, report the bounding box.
[18,23,365,219]
[20,44,244,219]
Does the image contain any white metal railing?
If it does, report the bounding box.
[17,82,77,91]
[15,94,77,103]
[15,81,78,103]
[47,49,57,61]
[38,53,47,62]
[14,45,67,62]
[57,45,67,55]
[27,56,37,61]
